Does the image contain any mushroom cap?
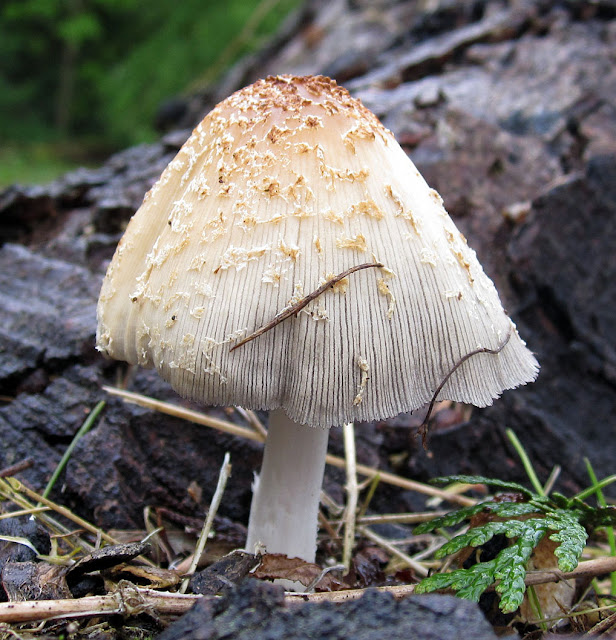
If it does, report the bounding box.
[97,74,538,428]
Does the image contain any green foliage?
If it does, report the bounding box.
[427,474,535,498]
[414,474,616,613]
[0,0,301,159]
[0,143,80,187]
[433,519,530,559]
[0,0,138,139]
[413,503,488,532]
[99,0,301,144]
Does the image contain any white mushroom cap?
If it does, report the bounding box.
[97,74,538,428]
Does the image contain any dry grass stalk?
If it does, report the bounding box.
[584,608,616,636]
[355,512,449,525]
[0,585,203,624]
[0,478,111,555]
[179,452,232,593]
[0,507,50,520]
[358,526,429,577]
[235,407,268,439]
[104,387,476,507]
[0,478,156,567]
[103,386,262,442]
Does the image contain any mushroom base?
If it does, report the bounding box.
[245,409,329,567]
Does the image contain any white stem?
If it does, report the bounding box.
[342,422,358,571]
[245,409,329,563]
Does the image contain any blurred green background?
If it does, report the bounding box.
[0,0,300,187]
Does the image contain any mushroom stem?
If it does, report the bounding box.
[245,409,329,564]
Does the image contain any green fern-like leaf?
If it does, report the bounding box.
[413,503,487,535]
[545,510,587,572]
[485,501,540,519]
[429,475,535,498]
[414,495,541,538]
[549,492,572,509]
[492,534,541,613]
[414,468,613,614]
[435,519,528,558]
[584,505,616,529]
[567,496,601,515]
[480,524,547,612]
[415,561,498,602]
[417,520,551,611]
[414,570,462,595]
[454,562,497,602]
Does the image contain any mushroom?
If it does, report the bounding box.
[96,74,538,567]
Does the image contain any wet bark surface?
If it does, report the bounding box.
[157,579,500,640]
[1,1,616,637]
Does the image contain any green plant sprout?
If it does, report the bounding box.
[584,456,616,596]
[41,400,106,500]
[414,431,616,613]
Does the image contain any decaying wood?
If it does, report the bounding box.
[103,386,476,507]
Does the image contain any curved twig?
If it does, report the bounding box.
[418,327,513,448]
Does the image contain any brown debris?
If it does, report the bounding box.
[2,562,71,602]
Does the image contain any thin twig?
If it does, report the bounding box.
[230,263,383,351]
[104,386,476,507]
[354,512,449,526]
[342,422,358,572]
[0,459,34,478]
[418,327,512,447]
[2,557,616,623]
[180,453,232,594]
[358,526,429,577]
[289,555,616,605]
[286,584,418,605]
[0,587,204,624]
[524,555,616,585]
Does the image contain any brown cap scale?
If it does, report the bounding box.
[97,75,538,567]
